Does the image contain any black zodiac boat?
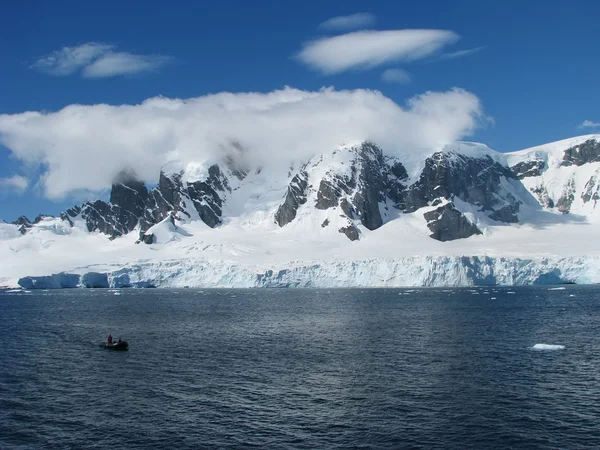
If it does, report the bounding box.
[101,341,129,350]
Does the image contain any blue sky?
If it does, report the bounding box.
[1,0,600,221]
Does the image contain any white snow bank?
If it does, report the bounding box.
[531,344,566,351]
[145,217,192,244]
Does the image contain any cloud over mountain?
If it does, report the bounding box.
[0,87,483,200]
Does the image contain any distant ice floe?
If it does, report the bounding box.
[548,287,567,291]
[531,343,565,351]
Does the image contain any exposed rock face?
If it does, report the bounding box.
[140,233,154,245]
[139,170,183,231]
[141,165,231,231]
[310,142,407,239]
[12,216,32,234]
[582,173,600,204]
[275,143,522,242]
[405,152,521,223]
[110,173,148,218]
[15,140,552,243]
[530,185,555,209]
[423,203,482,242]
[350,142,390,230]
[390,161,409,180]
[386,160,409,210]
[339,224,360,241]
[315,176,354,210]
[56,174,152,239]
[60,206,82,227]
[556,177,576,213]
[511,140,600,216]
[53,163,235,240]
[187,164,230,229]
[311,142,398,239]
[275,170,308,227]
[34,214,54,224]
[562,139,600,166]
[511,159,546,179]
[78,200,139,238]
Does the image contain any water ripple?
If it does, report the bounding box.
[1,286,600,449]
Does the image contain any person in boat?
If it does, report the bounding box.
[117,338,122,344]
[107,334,113,344]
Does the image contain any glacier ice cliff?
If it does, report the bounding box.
[17,256,600,289]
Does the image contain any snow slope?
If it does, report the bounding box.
[506,134,600,218]
[506,134,600,166]
[3,136,600,288]
[3,206,599,288]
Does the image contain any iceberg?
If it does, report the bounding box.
[531,344,566,351]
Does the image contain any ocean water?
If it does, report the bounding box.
[1,286,599,449]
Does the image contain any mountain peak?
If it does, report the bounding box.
[6,135,600,246]
[4,135,600,288]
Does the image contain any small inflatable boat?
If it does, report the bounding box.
[101,341,129,350]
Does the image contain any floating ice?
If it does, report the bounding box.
[531,344,565,351]
[548,287,566,291]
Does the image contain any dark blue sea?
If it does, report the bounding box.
[1,286,600,449]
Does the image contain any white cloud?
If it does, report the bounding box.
[296,30,459,74]
[83,52,172,78]
[31,43,172,78]
[0,175,28,193]
[318,13,376,32]
[0,87,483,200]
[439,46,485,60]
[381,68,411,84]
[579,120,600,129]
[31,43,114,76]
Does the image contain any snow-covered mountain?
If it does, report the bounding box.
[3,135,600,288]
[506,135,600,216]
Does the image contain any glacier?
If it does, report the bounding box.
[15,255,600,289]
[4,135,600,289]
